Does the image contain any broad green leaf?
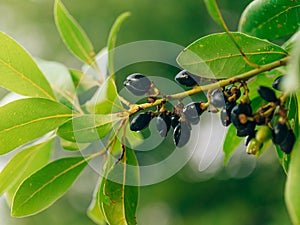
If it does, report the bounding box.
[0,32,55,100]
[285,139,300,225]
[282,31,300,93]
[204,0,227,31]
[57,114,122,143]
[177,32,288,78]
[36,59,78,110]
[102,148,139,225]
[54,0,95,64]
[0,140,53,197]
[0,98,72,155]
[60,138,89,151]
[86,77,124,114]
[107,12,130,76]
[12,157,88,217]
[239,0,300,40]
[223,125,243,164]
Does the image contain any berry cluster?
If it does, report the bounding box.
[124,72,296,154]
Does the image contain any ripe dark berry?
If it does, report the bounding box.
[279,130,296,154]
[171,114,180,128]
[210,89,226,108]
[220,102,236,127]
[272,75,283,91]
[272,122,289,145]
[257,86,278,103]
[124,73,151,96]
[231,103,256,137]
[226,86,241,100]
[173,122,191,147]
[156,113,172,137]
[183,102,204,124]
[175,70,199,87]
[130,112,153,131]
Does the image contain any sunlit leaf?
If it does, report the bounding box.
[0,140,53,197]
[101,148,139,225]
[57,114,123,143]
[54,0,95,64]
[12,157,88,217]
[0,32,54,100]
[239,0,300,40]
[59,138,89,151]
[86,77,124,114]
[0,98,72,155]
[177,32,288,78]
[107,12,130,76]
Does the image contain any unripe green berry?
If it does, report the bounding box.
[256,126,272,143]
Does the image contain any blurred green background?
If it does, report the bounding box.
[0,0,291,224]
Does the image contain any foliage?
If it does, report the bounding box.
[0,0,299,224]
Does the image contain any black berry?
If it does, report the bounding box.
[226,86,241,100]
[156,113,172,137]
[183,102,204,124]
[220,102,236,127]
[210,89,226,108]
[279,130,296,154]
[272,75,284,91]
[257,86,278,103]
[124,73,151,96]
[175,70,199,87]
[173,122,191,147]
[171,114,180,128]
[272,122,289,145]
[130,112,153,131]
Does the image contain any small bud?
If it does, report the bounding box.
[124,73,151,96]
[130,112,153,131]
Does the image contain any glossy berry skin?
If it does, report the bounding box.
[175,70,198,87]
[231,103,256,137]
[130,112,152,131]
[183,102,203,124]
[279,130,296,154]
[272,122,289,144]
[220,102,236,127]
[257,86,278,103]
[272,76,283,91]
[156,113,172,137]
[124,73,151,96]
[173,122,191,147]
[210,89,226,108]
[171,114,180,128]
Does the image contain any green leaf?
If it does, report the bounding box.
[69,69,99,94]
[36,59,78,109]
[239,0,300,40]
[177,32,288,78]
[11,157,88,217]
[285,139,300,225]
[86,77,124,114]
[282,31,300,93]
[101,148,139,225]
[204,0,227,31]
[0,98,72,155]
[223,125,243,164]
[57,114,122,143]
[107,12,131,76]
[0,140,53,197]
[59,138,89,151]
[54,0,95,64]
[0,32,55,99]
[282,30,300,52]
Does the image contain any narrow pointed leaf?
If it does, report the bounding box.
[86,77,124,114]
[107,12,130,76]
[239,0,300,40]
[0,98,72,155]
[12,157,88,217]
[204,0,227,31]
[177,32,288,78]
[57,114,122,143]
[102,148,139,225]
[0,32,55,99]
[0,140,53,197]
[54,0,95,64]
